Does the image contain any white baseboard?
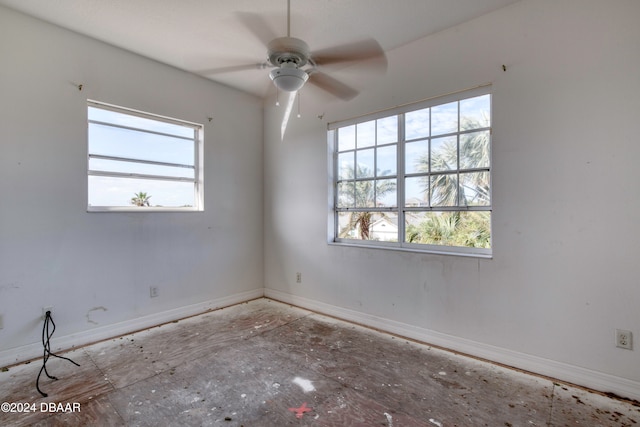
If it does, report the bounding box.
[265,288,640,402]
[0,289,264,369]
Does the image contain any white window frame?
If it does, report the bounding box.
[87,100,204,212]
[328,85,492,258]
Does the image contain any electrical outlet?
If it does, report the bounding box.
[42,306,54,320]
[296,272,302,283]
[616,329,633,350]
[150,286,159,298]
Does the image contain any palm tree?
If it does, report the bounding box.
[406,211,490,248]
[131,191,151,207]
[420,117,490,207]
[409,116,491,247]
[338,165,396,240]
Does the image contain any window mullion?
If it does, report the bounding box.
[397,113,406,245]
[428,107,433,208]
[373,122,378,208]
[89,154,194,170]
[88,120,195,141]
[334,131,341,239]
[88,170,195,183]
[457,101,461,206]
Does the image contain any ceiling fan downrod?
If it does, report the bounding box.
[287,0,291,37]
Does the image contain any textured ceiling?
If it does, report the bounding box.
[0,0,520,98]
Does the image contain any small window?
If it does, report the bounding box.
[87,101,203,211]
[330,86,492,257]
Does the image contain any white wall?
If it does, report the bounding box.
[264,0,640,399]
[0,7,264,364]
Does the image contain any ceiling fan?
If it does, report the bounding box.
[205,0,388,101]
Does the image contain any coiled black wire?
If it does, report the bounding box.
[36,311,80,397]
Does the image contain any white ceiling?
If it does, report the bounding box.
[0,0,520,99]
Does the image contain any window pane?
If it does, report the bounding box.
[371,212,398,242]
[337,211,360,239]
[376,145,396,176]
[338,211,398,242]
[405,211,452,245]
[460,94,490,130]
[89,123,194,165]
[460,130,490,169]
[88,176,194,208]
[89,158,194,179]
[88,106,194,139]
[405,176,429,207]
[337,181,355,208]
[338,152,355,180]
[405,108,429,140]
[377,116,397,144]
[431,101,458,136]
[356,148,375,178]
[355,180,376,208]
[405,140,428,174]
[376,179,397,207]
[405,211,491,248]
[356,120,375,148]
[459,172,490,206]
[430,174,458,206]
[431,136,457,171]
[338,125,356,151]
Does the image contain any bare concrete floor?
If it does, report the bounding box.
[1,298,639,426]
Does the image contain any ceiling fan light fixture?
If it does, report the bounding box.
[269,65,308,92]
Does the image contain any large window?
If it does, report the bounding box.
[87,101,203,211]
[329,86,491,257]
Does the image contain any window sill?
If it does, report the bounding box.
[87,206,203,213]
[328,240,492,259]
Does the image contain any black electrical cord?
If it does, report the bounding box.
[36,311,80,398]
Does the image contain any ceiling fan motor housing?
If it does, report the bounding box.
[268,37,311,91]
[267,37,310,67]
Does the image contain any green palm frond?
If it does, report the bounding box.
[131,191,151,207]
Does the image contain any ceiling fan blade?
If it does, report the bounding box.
[311,38,387,70]
[307,71,359,101]
[236,12,279,47]
[197,63,268,76]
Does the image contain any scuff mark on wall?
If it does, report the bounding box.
[0,283,21,292]
[86,306,108,325]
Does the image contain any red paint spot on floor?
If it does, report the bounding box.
[289,402,312,418]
